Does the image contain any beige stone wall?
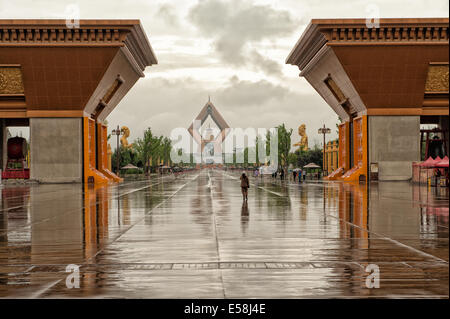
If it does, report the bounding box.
[369,115,420,181]
[30,118,83,183]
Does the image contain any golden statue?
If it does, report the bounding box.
[120,126,133,149]
[293,124,308,151]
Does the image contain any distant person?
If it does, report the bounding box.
[241,172,250,201]
[240,172,250,201]
[280,169,284,180]
[303,170,306,181]
[293,170,297,181]
[298,169,302,183]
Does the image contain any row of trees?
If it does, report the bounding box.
[224,123,324,174]
[112,124,327,174]
[234,144,324,170]
[133,128,173,173]
[111,128,173,174]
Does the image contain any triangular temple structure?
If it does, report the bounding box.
[188,99,230,165]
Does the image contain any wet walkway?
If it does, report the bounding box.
[0,169,448,298]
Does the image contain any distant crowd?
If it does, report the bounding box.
[251,168,322,182]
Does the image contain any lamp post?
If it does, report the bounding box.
[318,124,331,176]
[111,125,124,176]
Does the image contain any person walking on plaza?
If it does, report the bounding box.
[293,170,297,182]
[298,169,302,183]
[240,172,250,201]
[280,169,284,181]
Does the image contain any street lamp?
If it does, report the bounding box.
[318,124,331,176]
[111,125,124,176]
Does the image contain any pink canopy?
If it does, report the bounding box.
[420,156,441,167]
[435,156,449,168]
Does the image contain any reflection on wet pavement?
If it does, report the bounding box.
[0,170,448,298]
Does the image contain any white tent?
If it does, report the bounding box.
[121,163,139,169]
[303,163,321,169]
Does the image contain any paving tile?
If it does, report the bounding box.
[0,171,447,298]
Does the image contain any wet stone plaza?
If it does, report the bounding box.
[0,169,448,298]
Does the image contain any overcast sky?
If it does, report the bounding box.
[2,0,448,149]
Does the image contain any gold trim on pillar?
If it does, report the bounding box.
[83,117,109,185]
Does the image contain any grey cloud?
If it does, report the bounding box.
[189,0,297,41]
[188,0,231,35]
[216,76,289,106]
[212,76,339,149]
[108,75,339,149]
[249,50,282,76]
[155,4,180,28]
[188,0,298,74]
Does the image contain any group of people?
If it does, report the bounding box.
[249,167,319,183]
[270,169,307,182]
[271,169,285,180]
[240,167,316,201]
[292,169,306,182]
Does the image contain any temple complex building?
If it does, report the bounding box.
[287,18,449,182]
[188,98,230,166]
[0,19,157,184]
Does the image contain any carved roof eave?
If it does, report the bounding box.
[0,19,158,75]
[286,23,327,71]
[286,18,449,72]
[124,22,158,72]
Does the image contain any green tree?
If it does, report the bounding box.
[177,148,183,166]
[243,147,252,168]
[161,137,172,165]
[255,136,260,166]
[287,152,298,166]
[150,135,163,168]
[190,153,195,167]
[265,130,272,159]
[133,128,154,174]
[295,144,323,169]
[111,146,137,172]
[277,123,293,175]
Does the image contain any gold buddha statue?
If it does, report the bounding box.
[120,126,133,149]
[293,124,308,151]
